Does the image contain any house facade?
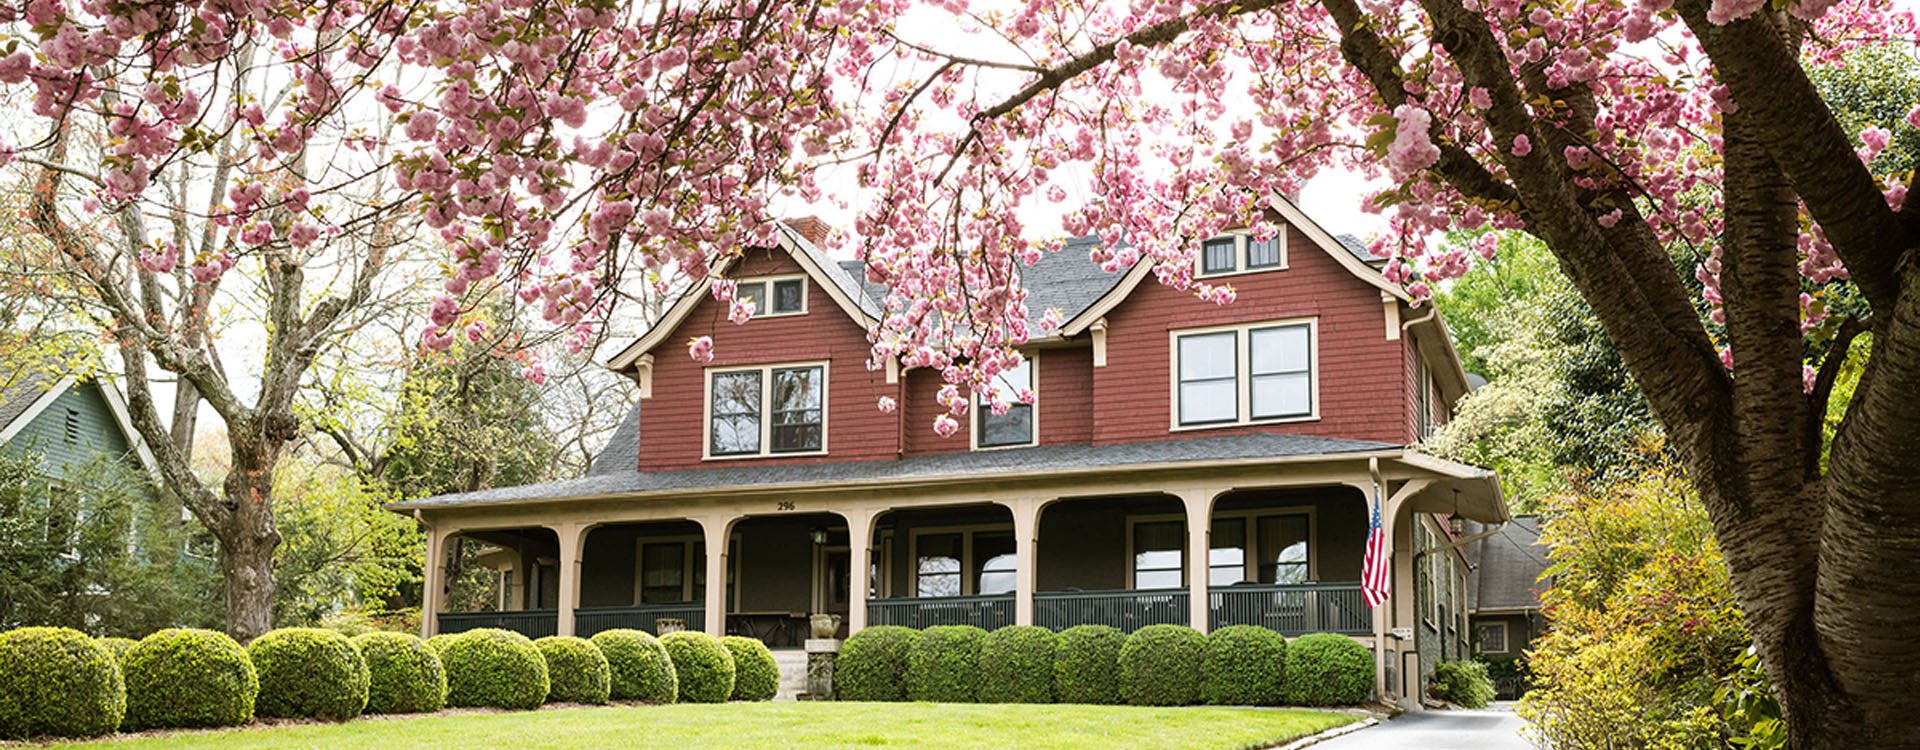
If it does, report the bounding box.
[1467,514,1548,698]
[391,194,1506,706]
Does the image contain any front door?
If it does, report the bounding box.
[817,546,852,638]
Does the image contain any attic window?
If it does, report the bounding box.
[1194,228,1288,278]
[736,275,807,318]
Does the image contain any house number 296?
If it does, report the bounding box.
[776,501,796,511]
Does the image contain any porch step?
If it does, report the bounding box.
[772,649,810,701]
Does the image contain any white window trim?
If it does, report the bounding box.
[970,350,1040,451]
[702,360,831,460]
[1124,507,1319,589]
[905,523,1015,598]
[1476,621,1510,654]
[734,273,809,319]
[1169,317,1321,431]
[632,534,704,603]
[1193,226,1290,279]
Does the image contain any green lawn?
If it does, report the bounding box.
[51,702,1357,749]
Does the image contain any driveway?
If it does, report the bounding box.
[1314,704,1535,750]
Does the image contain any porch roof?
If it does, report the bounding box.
[389,433,1505,523]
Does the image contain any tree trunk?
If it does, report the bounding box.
[218,430,285,642]
[217,527,277,643]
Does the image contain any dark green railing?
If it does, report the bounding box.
[1033,589,1190,632]
[1210,583,1370,635]
[575,604,706,637]
[869,594,1014,630]
[438,609,557,639]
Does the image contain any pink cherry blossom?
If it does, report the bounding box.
[688,336,715,365]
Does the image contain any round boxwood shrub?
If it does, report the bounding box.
[350,632,447,714]
[122,628,258,730]
[978,626,1055,704]
[837,626,919,702]
[722,636,778,702]
[97,637,137,666]
[425,633,460,656]
[535,636,610,704]
[1118,624,1206,706]
[1201,625,1287,706]
[905,624,987,703]
[590,629,677,703]
[0,627,125,739]
[1053,624,1126,705]
[1284,632,1373,706]
[438,628,549,710]
[248,628,370,721]
[659,631,735,703]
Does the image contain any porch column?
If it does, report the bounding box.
[552,522,585,637]
[701,514,735,637]
[1178,487,1215,633]
[998,497,1044,628]
[844,508,878,634]
[420,526,450,638]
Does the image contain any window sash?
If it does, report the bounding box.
[977,358,1035,447]
[771,279,805,313]
[1133,520,1185,589]
[1247,236,1283,268]
[1177,332,1238,425]
[1200,237,1239,275]
[709,364,824,457]
[709,371,763,455]
[770,366,823,453]
[1176,322,1314,426]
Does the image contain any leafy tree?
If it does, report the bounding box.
[271,459,424,630]
[0,451,220,635]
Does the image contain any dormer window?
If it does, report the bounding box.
[736,275,807,318]
[1195,229,1287,278]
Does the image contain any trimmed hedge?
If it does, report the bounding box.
[837,626,919,702]
[978,626,1055,704]
[1117,624,1206,706]
[0,627,125,739]
[248,628,370,721]
[425,633,460,656]
[438,629,550,710]
[535,637,611,705]
[659,631,735,703]
[590,629,678,703]
[1430,658,1495,709]
[351,632,447,714]
[1053,624,1126,705]
[721,636,779,702]
[905,625,987,703]
[122,628,258,730]
[97,637,137,667]
[1284,632,1373,706]
[1201,625,1287,706]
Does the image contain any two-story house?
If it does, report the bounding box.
[390,193,1506,706]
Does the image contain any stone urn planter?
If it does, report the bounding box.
[810,613,842,639]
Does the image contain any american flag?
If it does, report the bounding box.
[1361,490,1390,608]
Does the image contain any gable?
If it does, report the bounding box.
[1,381,138,481]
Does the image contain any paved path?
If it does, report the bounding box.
[1314,704,1534,750]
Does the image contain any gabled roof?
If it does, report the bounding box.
[836,234,1133,332]
[1466,514,1548,613]
[0,366,161,479]
[605,223,880,372]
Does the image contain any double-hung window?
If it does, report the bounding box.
[975,355,1036,449]
[734,276,807,318]
[1173,319,1317,428]
[1195,229,1287,278]
[911,527,1015,597]
[707,363,826,457]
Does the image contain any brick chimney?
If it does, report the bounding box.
[787,215,831,248]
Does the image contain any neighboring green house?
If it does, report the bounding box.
[1465,514,1548,699]
[0,366,157,482]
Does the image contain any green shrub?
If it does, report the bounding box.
[535,637,610,704]
[905,625,986,703]
[978,626,1055,703]
[248,628,370,721]
[1053,624,1126,705]
[97,637,137,666]
[721,636,778,702]
[659,631,735,703]
[438,629,549,710]
[1431,658,1495,709]
[122,628,258,730]
[1284,633,1373,706]
[1118,624,1206,706]
[590,629,677,703]
[1201,625,1287,706]
[0,627,125,739]
[425,633,460,655]
[837,626,919,702]
[350,632,446,714]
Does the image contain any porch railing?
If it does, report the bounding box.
[868,594,1014,630]
[1034,589,1190,632]
[1210,583,1371,635]
[437,609,558,639]
[575,604,706,637]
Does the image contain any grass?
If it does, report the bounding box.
[49,702,1358,749]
